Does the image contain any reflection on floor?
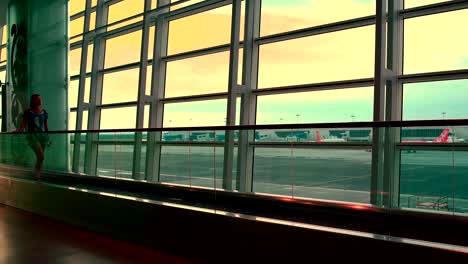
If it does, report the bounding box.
[0,205,198,263]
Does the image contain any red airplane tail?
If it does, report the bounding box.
[433,128,450,143]
[315,131,322,142]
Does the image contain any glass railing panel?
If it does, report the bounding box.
[96,132,134,179]
[398,126,468,214]
[253,128,372,203]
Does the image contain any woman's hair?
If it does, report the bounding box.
[29,94,41,108]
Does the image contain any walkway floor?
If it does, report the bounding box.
[0,205,198,263]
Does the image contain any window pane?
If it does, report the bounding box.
[260,0,375,36]
[146,65,152,95]
[69,111,77,130]
[97,143,134,178]
[69,0,85,16]
[404,9,468,74]
[0,71,5,83]
[89,11,96,31]
[69,47,81,76]
[69,80,79,108]
[403,79,468,120]
[253,147,371,203]
[148,26,155,60]
[258,26,375,88]
[160,145,230,189]
[108,0,144,25]
[165,52,229,98]
[0,48,6,61]
[405,0,451,8]
[170,0,205,11]
[84,77,91,103]
[86,44,93,73]
[2,26,7,45]
[102,68,139,104]
[92,0,97,7]
[104,30,142,68]
[100,106,137,129]
[168,5,231,54]
[256,87,373,124]
[70,16,84,37]
[163,99,227,127]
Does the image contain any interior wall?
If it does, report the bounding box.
[5,0,68,171]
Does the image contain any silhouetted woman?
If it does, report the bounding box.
[17,94,49,179]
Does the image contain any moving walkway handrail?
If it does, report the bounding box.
[1,118,468,134]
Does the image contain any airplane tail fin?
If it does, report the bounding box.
[433,128,450,143]
[315,130,322,142]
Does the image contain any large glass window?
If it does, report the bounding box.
[165,52,230,98]
[168,4,232,55]
[260,0,375,36]
[102,68,140,104]
[258,26,375,88]
[104,30,142,68]
[404,9,468,74]
[256,87,374,124]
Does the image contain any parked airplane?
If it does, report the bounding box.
[315,131,346,142]
[402,128,450,143]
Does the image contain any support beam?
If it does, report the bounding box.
[132,0,152,180]
[84,0,108,175]
[236,0,261,192]
[72,0,92,173]
[222,0,242,190]
[146,0,170,182]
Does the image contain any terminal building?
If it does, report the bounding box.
[0,0,468,262]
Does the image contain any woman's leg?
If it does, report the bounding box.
[31,144,45,178]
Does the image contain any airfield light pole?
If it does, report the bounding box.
[296,114,300,124]
[442,112,446,120]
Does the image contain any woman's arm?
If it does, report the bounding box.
[44,118,49,132]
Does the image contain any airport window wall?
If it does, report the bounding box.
[60,0,468,213]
